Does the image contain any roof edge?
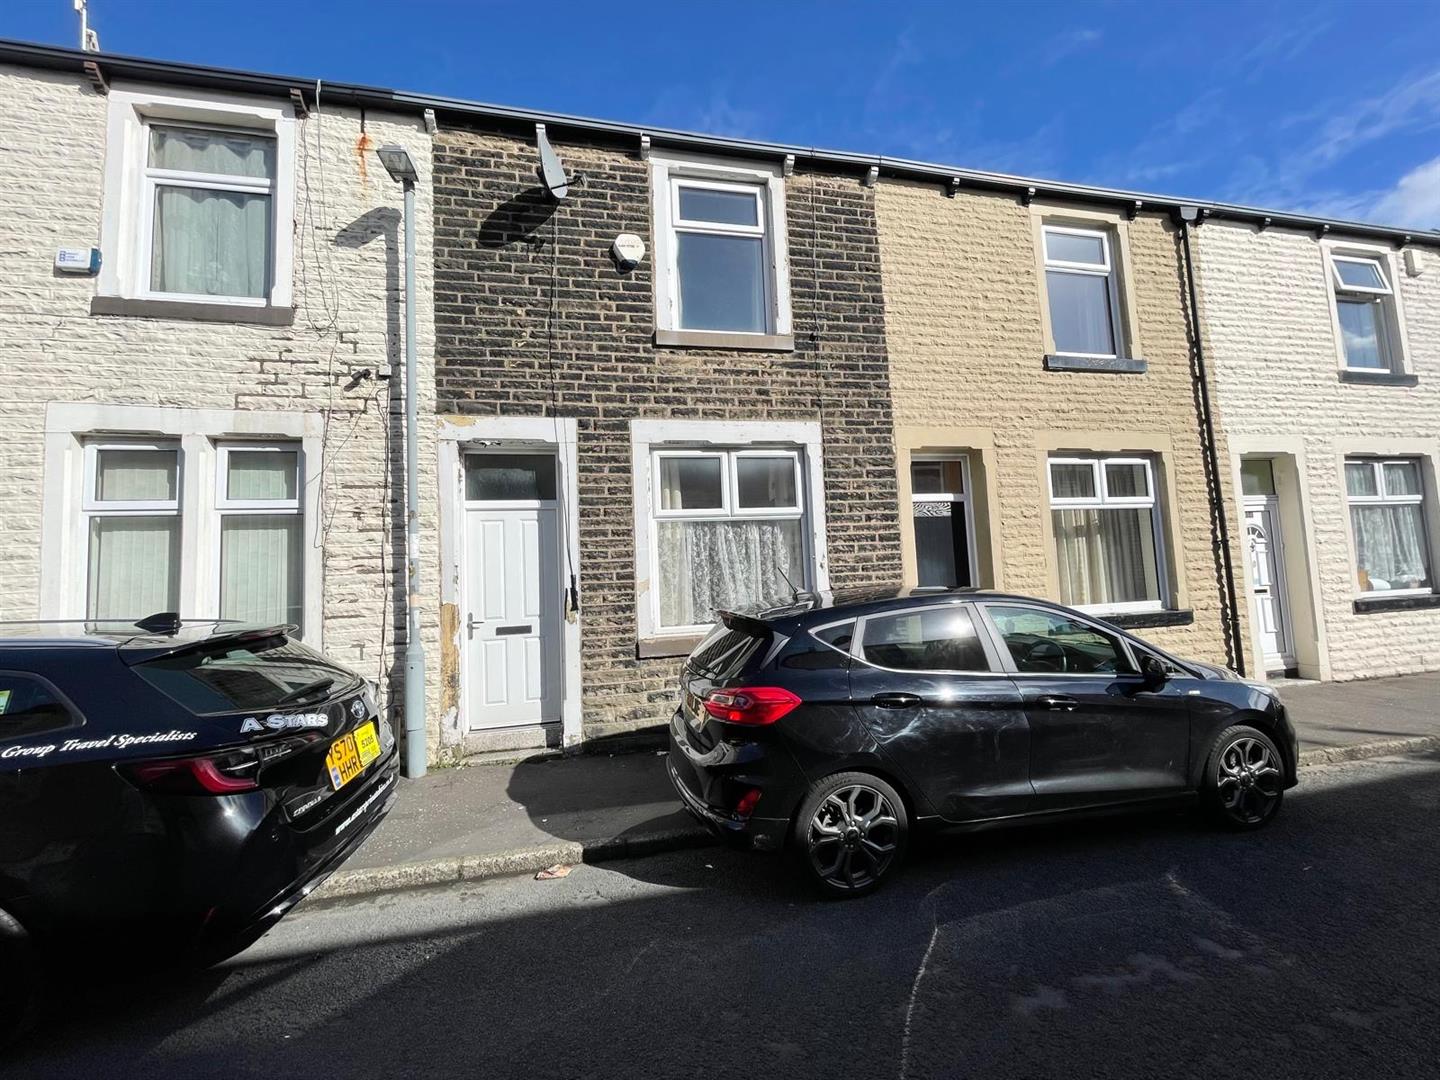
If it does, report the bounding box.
[1,37,1436,248]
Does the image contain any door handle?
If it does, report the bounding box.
[872,692,921,710]
[1036,694,1078,712]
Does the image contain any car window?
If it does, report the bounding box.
[782,621,854,671]
[0,672,79,741]
[687,624,768,680]
[133,634,363,716]
[859,607,990,672]
[987,605,1131,675]
[811,621,854,654]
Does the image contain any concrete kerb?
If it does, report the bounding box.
[309,735,1440,903]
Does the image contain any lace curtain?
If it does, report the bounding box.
[657,519,804,628]
[1351,504,1430,592]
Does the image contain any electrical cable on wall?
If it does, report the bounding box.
[546,197,580,615]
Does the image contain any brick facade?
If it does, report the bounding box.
[0,64,446,752]
[1195,221,1440,680]
[873,180,1249,669]
[431,126,900,740]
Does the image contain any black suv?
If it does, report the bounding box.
[0,618,398,1043]
[668,589,1298,896]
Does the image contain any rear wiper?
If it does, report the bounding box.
[276,677,335,706]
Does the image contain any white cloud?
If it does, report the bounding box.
[1369,155,1440,229]
[1035,28,1103,69]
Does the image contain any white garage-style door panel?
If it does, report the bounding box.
[462,452,563,731]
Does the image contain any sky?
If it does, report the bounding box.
[5,0,1439,229]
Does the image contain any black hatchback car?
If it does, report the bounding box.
[0,618,398,1042]
[668,589,1298,896]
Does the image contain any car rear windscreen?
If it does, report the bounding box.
[686,624,769,681]
[134,634,363,716]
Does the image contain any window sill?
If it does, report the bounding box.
[91,296,295,327]
[1043,354,1147,374]
[655,329,795,352]
[1353,593,1440,614]
[1338,369,1418,387]
[1097,609,1194,630]
[636,634,707,660]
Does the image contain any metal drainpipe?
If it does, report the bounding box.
[1176,206,1245,677]
[401,176,428,777]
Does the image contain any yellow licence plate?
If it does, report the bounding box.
[326,721,381,792]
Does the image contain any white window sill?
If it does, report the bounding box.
[91,295,295,326]
[636,633,708,659]
[655,328,795,352]
[1043,353,1147,374]
[1338,368,1418,387]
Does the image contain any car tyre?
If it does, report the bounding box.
[0,909,41,1050]
[792,771,908,898]
[1201,724,1285,831]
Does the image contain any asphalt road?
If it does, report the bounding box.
[7,752,1439,1080]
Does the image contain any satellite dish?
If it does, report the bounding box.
[535,124,568,201]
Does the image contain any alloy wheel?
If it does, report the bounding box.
[806,784,900,891]
[1216,737,1283,825]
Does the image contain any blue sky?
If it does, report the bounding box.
[6,0,1439,228]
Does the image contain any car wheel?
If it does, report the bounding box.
[1202,724,1285,830]
[0,910,41,1049]
[793,772,908,898]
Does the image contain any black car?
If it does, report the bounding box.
[668,588,1298,897]
[0,618,398,1042]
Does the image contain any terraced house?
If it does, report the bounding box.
[0,42,443,741]
[1194,219,1440,681]
[3,39,1437,771]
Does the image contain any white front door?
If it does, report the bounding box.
[463,505,562,730]
[1244,497,1292,669]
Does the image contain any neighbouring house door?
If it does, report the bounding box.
[910,455,976,588]
[1244,497,1293,671]
[463,453,563,730]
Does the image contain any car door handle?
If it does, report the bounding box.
[1036,694,1078,711]
[871,692,921,710]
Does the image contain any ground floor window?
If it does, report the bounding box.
[651,448,808,632]
[72,432,307,632]
[1345,458,1432,595]
[909,455,975,588]
[1048,455,1166,613]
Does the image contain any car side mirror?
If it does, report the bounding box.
[1140,654,1168,688]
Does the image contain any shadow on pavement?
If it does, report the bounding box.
[9,750,1440,1080]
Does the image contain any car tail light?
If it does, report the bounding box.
[702,686,801,726]
[121,750,261,795]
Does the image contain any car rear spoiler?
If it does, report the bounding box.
[118,622,297,664]
[716,610,773,637]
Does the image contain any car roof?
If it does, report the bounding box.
[737,587,1072,626]
[0,619,281,650]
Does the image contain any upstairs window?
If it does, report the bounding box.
[1048,456,1166,614]
[1042,225,1123,358]
[145,125,276,301]
[651,154,791,343]
[1327,251,1404,372]
[98,87,297,311]
[1345,458,1432,595]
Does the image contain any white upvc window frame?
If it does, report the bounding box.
[632,420,826,644]
[99,84,297,309]
[650,151,792,341]
[1047,455,1168,615]
[81,440,183,619]
[1041,224,1124,360]
[42,405,322,642]
[909,453,979,589]
[1321,241,1410,376]
[1343,457,1433,598]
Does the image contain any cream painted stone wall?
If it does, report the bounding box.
[0,65,450,757]
[875,180,1248,669]
[1195,220,1440,681]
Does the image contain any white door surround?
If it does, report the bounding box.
[437,418,582,751]
[1244,494,1294,672]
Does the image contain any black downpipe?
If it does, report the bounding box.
[1175,207,1246,677]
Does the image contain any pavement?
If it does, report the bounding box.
[313,671,1440,901]
[10,750,1440,1079]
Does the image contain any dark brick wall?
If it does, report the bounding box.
[433,127,900,737]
